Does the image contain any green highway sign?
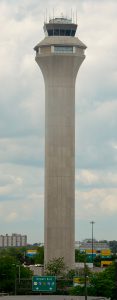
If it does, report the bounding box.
[32,276,56,292]
[101,255,112,259]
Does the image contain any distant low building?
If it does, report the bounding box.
[75,239,110,251]
[0,233,27,247]
[75,239,112,266]
[28,264,44,276]
[75,262,93,269]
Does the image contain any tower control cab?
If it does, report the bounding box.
[44,17,77,37]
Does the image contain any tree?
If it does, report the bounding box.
[0,247,26,264]
[93,255,101,267]
[0,255,32,294]
[66,269,76,279]
[75,249,85,262]
[45,257,66,277]
[89,262,116,299]
[109,240,117,254]
[34,246,44,264]
[90,273,113,298]
[69,262,116,299]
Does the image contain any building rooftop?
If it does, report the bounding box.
[49,17,72,24]
[35,36,86,50]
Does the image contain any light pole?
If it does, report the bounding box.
[84,273,87,300]
[84,251,88,300]
[17,265,20,284]
[90,221,95,265]
[12,264,16,295]
[12,264,21,294]
[114,258,117,300]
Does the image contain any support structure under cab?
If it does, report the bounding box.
[34,17,86,269]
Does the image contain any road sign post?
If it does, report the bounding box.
[32,276,56,292]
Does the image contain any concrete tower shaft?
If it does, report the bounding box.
[34,18,86,269]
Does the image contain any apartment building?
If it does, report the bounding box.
[0,233,27,248]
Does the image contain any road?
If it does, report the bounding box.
[0,296,108,300]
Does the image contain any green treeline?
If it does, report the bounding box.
[0,246,117,299]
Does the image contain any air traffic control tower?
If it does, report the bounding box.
[34,17,86,269]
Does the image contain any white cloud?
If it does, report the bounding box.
[6,212,18,222]
[76,100,117,169]
[0,184,44,223]
[76,169,117,187]
[76,169,98,185]
[76,188,117,219]
[0,175,23,196]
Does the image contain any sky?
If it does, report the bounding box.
[0,0,117,244]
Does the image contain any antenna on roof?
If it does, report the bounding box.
[73,11,74,23]
[71,8,72,22]
[53,8,54,22]
[76,10,78,24]
[46,8,47,23]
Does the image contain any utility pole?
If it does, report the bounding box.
[17,265,20,284]
[12,264,20,294]
[84,273,88,300]
[115,259,117,300]
[90,221,95,265]
[84,251,88,300]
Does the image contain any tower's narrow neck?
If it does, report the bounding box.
[36,55,84,88]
